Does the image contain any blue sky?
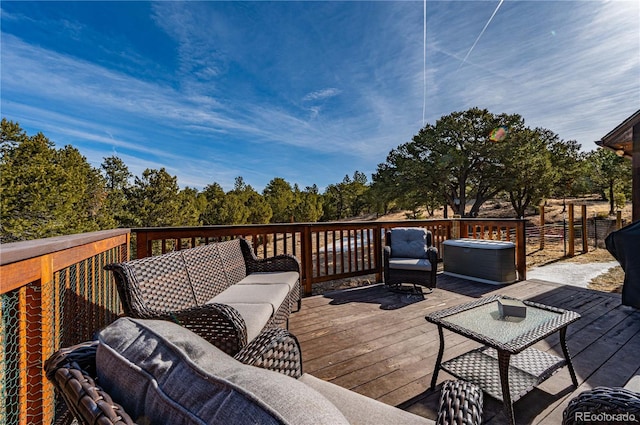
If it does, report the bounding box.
[2,1,639,192]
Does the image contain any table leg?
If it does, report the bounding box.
[498,350,515,425]
[430,325,445,390]
[560,327,578,387]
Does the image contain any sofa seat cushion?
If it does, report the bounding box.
[388,258,432,272]
[299,373,433,425]
[210,283,290,314]
[390,228,429,259]
[238,272,300,292]
[97,317,349,425]
[217,302,274,343]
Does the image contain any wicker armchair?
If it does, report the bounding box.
[562,386,640,425]
[384,227,438,292]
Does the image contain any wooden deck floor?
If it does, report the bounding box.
[289,274,640,424]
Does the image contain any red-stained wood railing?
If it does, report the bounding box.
[0,218,525,425]
[133,218,526,295]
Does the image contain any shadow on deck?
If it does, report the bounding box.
[289,274,640,424]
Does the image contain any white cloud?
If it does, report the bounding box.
[302,88,342,102]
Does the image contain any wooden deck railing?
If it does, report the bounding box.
[133,218,526,295]
[0,230,129,425]
[0,217,525,425]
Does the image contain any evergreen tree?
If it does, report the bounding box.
[1,119,109,241]
[101,155,133,227]
[126,168,182,227]
[263,177,295,223]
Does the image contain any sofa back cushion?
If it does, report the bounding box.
[389,227,431,259]
[182,243,230,304]
[217,239,248,286]
[96,318,349,425]
[119,250,196,313]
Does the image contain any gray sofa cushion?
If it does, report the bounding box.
[210,283,290,314]
[238,271,300,292]
[388,258,432,272]
[299,373,433,425]
[97,317,349,425]
[390,228,429,259]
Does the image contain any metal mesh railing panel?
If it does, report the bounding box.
[0,245,124,425]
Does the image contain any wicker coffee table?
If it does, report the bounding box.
[426,295,580,425]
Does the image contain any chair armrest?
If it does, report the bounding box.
[562,387,640,425]
[44,341,135,425]
[436,380,483,425]
[383,246,392,281]
[234,328,303,378]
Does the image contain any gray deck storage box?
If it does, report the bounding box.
[443,238,517,284]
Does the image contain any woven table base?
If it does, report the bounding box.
[442,346,566,402]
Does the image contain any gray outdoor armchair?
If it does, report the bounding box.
[384,227,438,292]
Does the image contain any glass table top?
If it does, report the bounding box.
[426,295,581,352]
[441,300,560,344]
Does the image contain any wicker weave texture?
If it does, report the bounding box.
[436,380,484,425]
[234,327,303,378]
[44,341,135,425]
[441,346,566,402]
[562,387,640,425]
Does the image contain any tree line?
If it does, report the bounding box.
[1,110,632,243]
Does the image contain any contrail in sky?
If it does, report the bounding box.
[458,0,505,69]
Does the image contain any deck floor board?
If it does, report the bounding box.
[289,274,640,424]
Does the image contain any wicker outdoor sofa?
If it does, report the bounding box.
[104,238,301,356]
[45,317,485,425]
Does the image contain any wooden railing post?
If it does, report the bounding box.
[539,205,545,250]
[616,210,622,229]
[302,225,313,296]
[516,220,526,281]
[374,224,383,283]
[581,205,588,253]
[136,231,150,259]
[568,204,575,257]
[20,254,55,425]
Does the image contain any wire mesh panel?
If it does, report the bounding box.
[0,243,125,425]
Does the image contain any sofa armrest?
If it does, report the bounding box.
[562,387,640,425]
[44,341,135,425]
[246,254,301,274]
[436,380,483,425]
[234,327,303,378]
[160,303,249,356]
[240,238,301,273]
